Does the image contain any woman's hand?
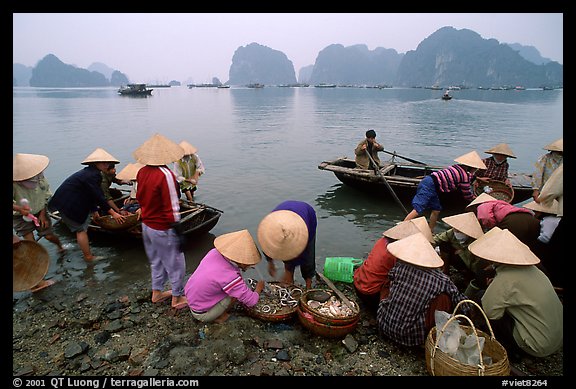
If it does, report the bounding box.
[255,280,265,294]
[267,260,276,278]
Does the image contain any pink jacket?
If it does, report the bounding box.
[184,248,259,313]
[476,200,533,230]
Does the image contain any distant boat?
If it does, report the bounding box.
[314,83,337,88]
[217,85,230,89]
[118,84,153,96]
[246,83,264,88]
[148,84,171,88]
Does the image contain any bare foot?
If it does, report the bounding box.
[85,255,104,262]
[214,311,230,323]
[30,279,56,293]
[152,290,172,303]
[172,295,188,309]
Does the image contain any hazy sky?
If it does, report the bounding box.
[13,13,563,84]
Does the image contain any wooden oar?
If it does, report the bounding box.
[317,272,359,314]
[366,150,409,216]
[382,149,426,165]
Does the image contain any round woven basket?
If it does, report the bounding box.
[93,213,140,231]
[245,282,302,322]
[13,240,50,292]
[296,306,358,338]
[299,289,360,326]
[425,300,510,376]
[474,179,514,203]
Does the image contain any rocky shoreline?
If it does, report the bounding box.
[13,276,563,377]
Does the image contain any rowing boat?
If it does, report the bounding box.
[48,191,223,239]
[318,157,533,209]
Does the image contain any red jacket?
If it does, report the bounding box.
[136,165,181,230]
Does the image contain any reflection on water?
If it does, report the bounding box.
[13,86,562,300]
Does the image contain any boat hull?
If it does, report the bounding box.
[318,158,533,209]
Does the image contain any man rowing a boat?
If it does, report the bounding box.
[355,129,384,169]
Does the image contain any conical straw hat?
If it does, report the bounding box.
[468,227,540,265]
[454,150,487,170]
[116,162,145,181]
[441,212,484,239]
[13,153,49,181]
[133,133,185,166]
[386,232,444,268]
[383,216,433,243]
[466,192,497,208]
[13,240,50,292]
[179,141,198,155]
[214,229,262,265]
[522,199,559,215]
[543,138,563,152]
[81,148,120,165]
[485,143,516,158]
[257,210,308,261]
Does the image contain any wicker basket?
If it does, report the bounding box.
[474,179,514,203]
[296,306,358,338]
[13,240,50,292]
[299,289,360,326]
[93,213,140,231]
[244,282,302,322]
[425,299,510,376]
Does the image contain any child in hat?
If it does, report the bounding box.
[468,227,563,359]
[353,217,433,313]
[258,200,317,289]
[173,141,205,202]
[184,229,265,323]
[404,150,486,232]
[377,232,469,347]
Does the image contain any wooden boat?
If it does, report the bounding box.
[318,156,534,208]
[49,191,222,239]
[118,84,153,96]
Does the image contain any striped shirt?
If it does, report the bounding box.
[431,164,475,202]
[377,261,468,346]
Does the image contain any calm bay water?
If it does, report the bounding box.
[13,86,563,295]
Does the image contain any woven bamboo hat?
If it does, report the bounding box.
[523,199,559,215]
[383,216,433,243]
[81,148,120,165]
[386,232,444,268]
[116,162,144,181]
[214,229,262,265]
[257,210,308,261]
[441,212,484,239]
[13,153,50,181]
[466,192,497,208]
[468,227,540,265]
[13,240,50,292]
[543,138,563,152]
[485,143,516,158]
[179,141,198,155]
[133,133,185,166]
[454,150,487,170]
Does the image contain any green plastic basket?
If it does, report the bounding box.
[323,257,364,283]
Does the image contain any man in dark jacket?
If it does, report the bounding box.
[48,148,126,261]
